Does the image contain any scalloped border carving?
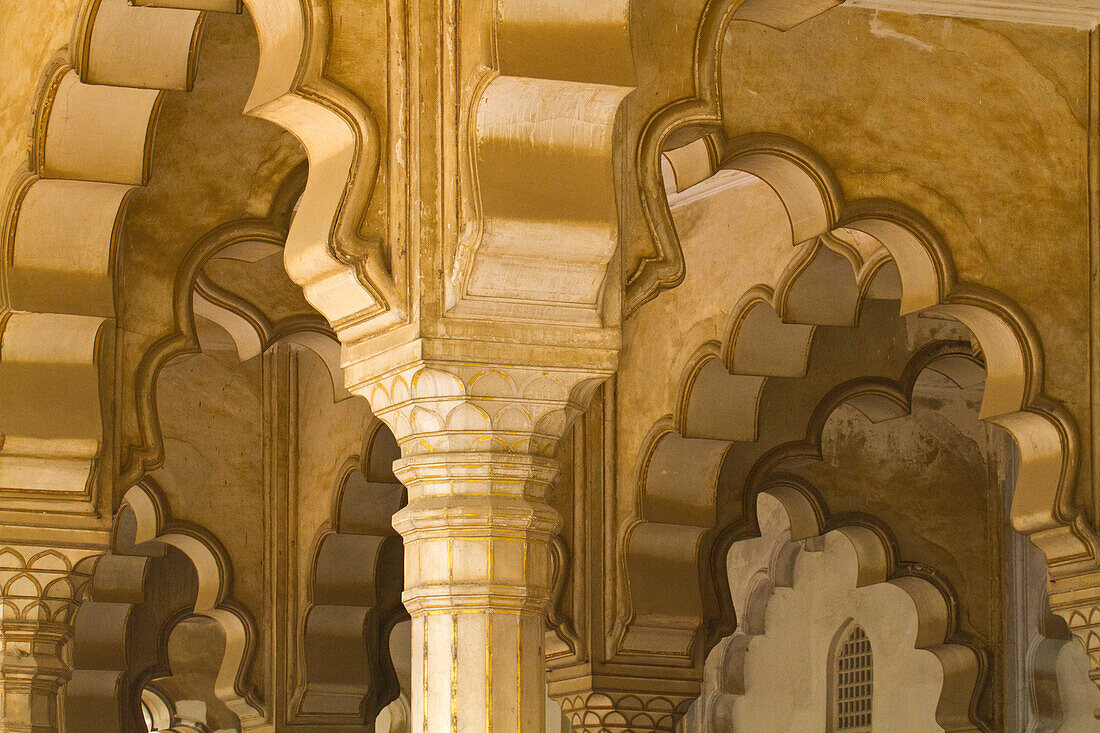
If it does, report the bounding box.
[619,136,1087,711]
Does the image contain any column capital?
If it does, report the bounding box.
[556,690,695,733]
[358,357,611,459]
[355,353,611,730]
[1050,567,1100,701]
[0,544,97,733]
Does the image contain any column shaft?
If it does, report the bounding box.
[0,620,68,733]
[392,453,559,732]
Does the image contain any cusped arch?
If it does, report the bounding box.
[629,0,847,313]
[66,479,263,732]
[1,0,393,514]
[622,140,1085,718]
[122,208,350,488]
[698,487,981,731]
[291,420,408,726]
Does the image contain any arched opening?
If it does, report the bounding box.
[293,420,408,725]
[621,131,1086,730]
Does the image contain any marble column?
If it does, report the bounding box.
[0,545,93,733]
[361,361,602,732]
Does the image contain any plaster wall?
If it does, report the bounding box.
[150,348,265,687]
[720,7,1093,508]
[0,0,81,238]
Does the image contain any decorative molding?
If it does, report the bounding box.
[352,358,609,731]
[66,481,264,731]
[843,0,1100,29]
[557,691,695,733]
[1048,569,1100,698]
[618,136,1085,703]
[360,362,607,459]
[0,545,96,624]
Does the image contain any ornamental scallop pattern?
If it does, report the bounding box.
[558,692,694,732]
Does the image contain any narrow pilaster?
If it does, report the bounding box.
[0,620,70,733]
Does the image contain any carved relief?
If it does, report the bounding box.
[557,691,694,733]
[621,136,1085,683]
[1060,605,1100,690]
[0,546,96,733]
[359,363,606,458]
[66,481,264,732]
[0,546,94,625]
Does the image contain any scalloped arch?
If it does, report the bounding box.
[698,487,980,731]
[121,213,350,489]
[1,0,393,514]
[627,0,847,313]
[291,419,407,725]
[621,135,1089,687]
[67,480,263,731]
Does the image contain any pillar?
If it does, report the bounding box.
[359,360,605,732]
[0,545,93,733]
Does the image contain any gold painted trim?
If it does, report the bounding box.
[31,59,70,177]
[140,91,166,185]
[185,11,209,92]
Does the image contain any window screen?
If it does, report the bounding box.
[833,624,873,731]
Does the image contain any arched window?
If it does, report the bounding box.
[831,622,873,732]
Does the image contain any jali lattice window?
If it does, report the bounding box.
[832,624,873,731]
